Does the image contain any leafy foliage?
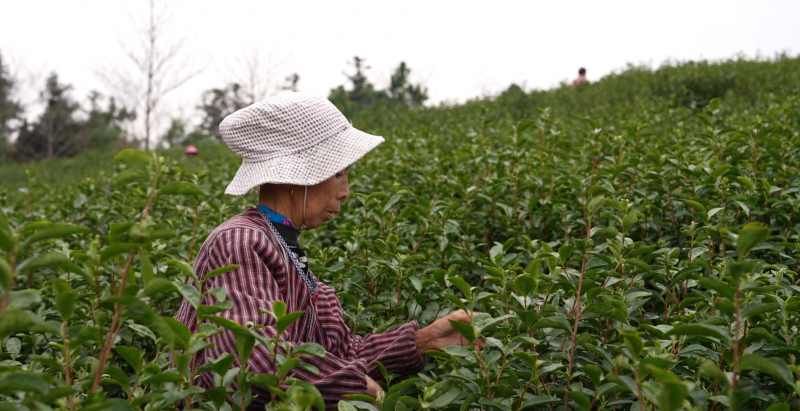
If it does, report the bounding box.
[0,56,799,410]
[329,57,428,117]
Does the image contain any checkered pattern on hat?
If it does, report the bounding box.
[220,92,384,195]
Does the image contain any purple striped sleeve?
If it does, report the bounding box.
[315,284,428,380]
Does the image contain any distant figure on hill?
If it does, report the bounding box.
[182,145,198,161]
[571,67,588,88]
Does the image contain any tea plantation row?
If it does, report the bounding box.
[0,57,799,411]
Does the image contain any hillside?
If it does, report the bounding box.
[0,55,799,410]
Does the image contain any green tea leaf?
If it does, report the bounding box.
[738,354,794,389]
[236,334,255,364]
[443,293,468,312]
[520,396,560,409]
[111,168,149,187]
[100,244,139,261]
[287,379,326,411]
[657,381,689,411]
[424,382,461,408]
[0,309,35,339]
[54,289,77,320]
[697,277,735,300]
[139,250,155,285]
[8,289,42,311]
[277,311,305,336]
[736,222,770,259]
[158,181,207,197]
[16,252,69,272]
[513,351,538,371]
[698,360,728,382]
[114,148,151,166]
[584,303,627,324]
[293,342,325,357]
[204,264,239,282]
[514,274,537,295]
[586,196,606,220]
[620,329,643,358]
[277,358,300,378]
[592,226,619,239]
[176,282,200,308]
[272,300,287,319]
[167,259,198,281]
[0,372,50,395]
[683,200,707,215]
[669,324,731,341]
[625,258,651,273]
[449,319,475,344]
[164,317,191,351]
[621,212,643,232]
[448,276,472,299]
[113,346,143,374]
[741,302,781,320]
[26,224,88,244]
[0,257,13,289]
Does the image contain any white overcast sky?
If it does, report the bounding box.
[1,0,798,123]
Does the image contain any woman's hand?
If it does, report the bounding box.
[415,310,482,351]
[365,375,384,399]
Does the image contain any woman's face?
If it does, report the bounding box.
[297,167,350,229]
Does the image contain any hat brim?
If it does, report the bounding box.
[224,126,385,195]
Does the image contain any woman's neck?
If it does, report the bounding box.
[259,187,300,227]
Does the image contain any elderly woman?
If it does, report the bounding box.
[175,93,473,408]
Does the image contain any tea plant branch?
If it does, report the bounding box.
[90,250,135,394]
[513,379,534,411]
[0,252,16,317]
[61,322,75,411]
[581,191,590,239]
[709,348,727,411]
[141,185,158,224]
[412,223,428,254]
[188,201,200,260]
[732,282,742,391]
[490,351,509,399]
[563,249,588,411]
[630,361,646,411]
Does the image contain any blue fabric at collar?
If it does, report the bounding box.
[257,205,292,227]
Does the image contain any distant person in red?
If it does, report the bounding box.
[183,145,198,161]
[571,67,588,88]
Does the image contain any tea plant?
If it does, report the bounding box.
[1,57,799,411]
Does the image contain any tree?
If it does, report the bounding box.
[226,49,300,104]
[343,56,379,108]
[328,57,428,116]
[15,74,81,161]
[14,77,130,162]
[83,91,133,150]
[387,61,428,108]
[96,0,203,152]
[0,52,24,161]
[160,118,185,148]
[328,56,381,116]
[283,73,300,92]
[197,83,247,141]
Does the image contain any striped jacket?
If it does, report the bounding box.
[175,207,427,409]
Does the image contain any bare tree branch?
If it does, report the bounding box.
[225,48,293,104]
[94,0,205,151]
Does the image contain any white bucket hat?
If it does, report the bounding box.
[220,92,385,195]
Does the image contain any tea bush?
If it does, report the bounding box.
[0,56,799,411]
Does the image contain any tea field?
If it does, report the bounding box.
[1,56,800,411]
